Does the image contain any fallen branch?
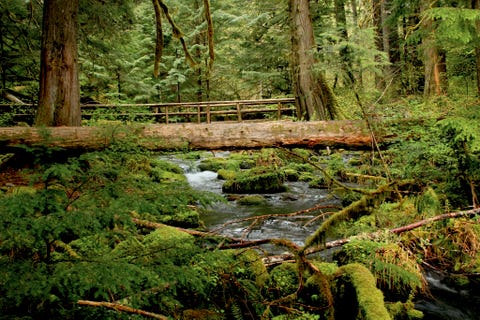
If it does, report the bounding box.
[209,204,338,234]
[77,300,168,319]
[388,208,480,234]
[267,208,480,265]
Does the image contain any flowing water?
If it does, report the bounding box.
[163,152,480,319]
[166,152,337,249]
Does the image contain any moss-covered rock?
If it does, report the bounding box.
[237,195,267,206]
[157,208,200,228]
[217,168,238,180]
[283,168,300,182]
[308,175,329,189]
[198,157,229,172]
[222,168,287,193]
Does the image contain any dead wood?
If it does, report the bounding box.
[267,208,480,265]
[0,120,372,151]
[77,300,168,319]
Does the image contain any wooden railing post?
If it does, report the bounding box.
[165,106,169,124]
[236,102,242,122]
[206,105,211,124]
[197,105,201,123]
[277,102,282,119]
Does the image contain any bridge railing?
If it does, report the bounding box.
[0,98,296,124]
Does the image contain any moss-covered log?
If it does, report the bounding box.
[0,120,372,151]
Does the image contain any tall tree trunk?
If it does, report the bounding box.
[422,1,447,97]
[400,7,424,94]
[373,0,385,89]
[373,0,400,91]
[334,0,355,85]
[0,14,6,92]
[289,0,337,120]
[194,0,204,102]
[423,43,447,97]
[36,0,81,126]
[473,0,480,96]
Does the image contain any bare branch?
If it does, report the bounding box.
[77,300,168,320]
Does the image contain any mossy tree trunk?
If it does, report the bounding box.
[373,0,401,91]
[36,0,81,126]
[473,0,480,96]
[422,1,447,97]
[288,0,337,120]
[334,0,355,85]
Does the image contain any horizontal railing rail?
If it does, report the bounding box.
[0,98,296,124]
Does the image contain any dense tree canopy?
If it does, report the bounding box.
[2,0,480,118]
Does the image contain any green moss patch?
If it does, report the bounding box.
[222,169,287,193]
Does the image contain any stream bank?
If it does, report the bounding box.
[163,150,480,320]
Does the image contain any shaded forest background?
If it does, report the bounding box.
[2,0,480,110]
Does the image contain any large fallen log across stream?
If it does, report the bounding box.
[0,120,372,151]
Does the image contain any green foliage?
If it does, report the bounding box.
[267,263,299,297]
[0,147,222,318]
[422,8,480,47]
[336,240,424,301]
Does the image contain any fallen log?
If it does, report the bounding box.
[0,120,371,151]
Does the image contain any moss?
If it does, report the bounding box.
[234,249,269,287]
[198,157,228,172]
[298,172,315,182]
[217,169,238,180]
[7,186,37,195]
[414,187,442,217]
[157,209,200,228]
[308,175,329,189]
[336,240,424,301]
[284,168,300,182]
[304,271,335,317]
[336,263,391,320]
[237,195,267,206]
[267,263,299,297]
[386,301,424,320]
[141,225,199,264]
[198,156,243,172]
[150,167,186,183]
[222,169,286,194]
[310,261,339,277]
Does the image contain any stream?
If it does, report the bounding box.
[163,152,480,320]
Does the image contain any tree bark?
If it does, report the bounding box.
[334,0,355,85]
[422,1,447,97]
[289,0,337,120]
[0,120,371,151]
[36,0,81,126]
[473,0,480,96]
[373,0,400,90]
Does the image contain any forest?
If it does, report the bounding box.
[1,0,480,319]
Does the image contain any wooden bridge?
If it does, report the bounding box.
[0,98,296,124]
